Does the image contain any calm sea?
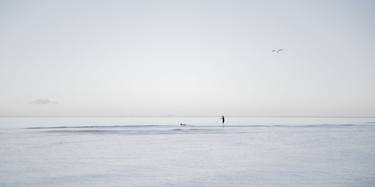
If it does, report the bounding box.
[1,117,374,187]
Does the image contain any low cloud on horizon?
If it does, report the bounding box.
[30,99,58,105]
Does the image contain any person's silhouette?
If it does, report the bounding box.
[221,115,225,127]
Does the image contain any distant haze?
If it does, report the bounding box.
[0,0,374,116]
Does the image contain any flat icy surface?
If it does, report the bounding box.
[1,117,375,187]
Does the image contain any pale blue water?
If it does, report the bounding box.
[1,117,375,186]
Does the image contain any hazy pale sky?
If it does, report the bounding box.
[0,0,374,116]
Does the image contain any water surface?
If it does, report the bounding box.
[1,117,374,187]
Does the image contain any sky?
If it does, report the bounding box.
[0,0,374,116]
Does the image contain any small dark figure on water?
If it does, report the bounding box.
[221,115,225,127]
[180,123,186,127]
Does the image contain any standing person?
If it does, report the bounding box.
[221,115,225,127]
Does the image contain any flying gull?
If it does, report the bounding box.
[272,49,283,53]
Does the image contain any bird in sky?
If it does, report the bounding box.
[272,49,283,53]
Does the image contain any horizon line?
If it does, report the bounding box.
[0,115,374,118]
